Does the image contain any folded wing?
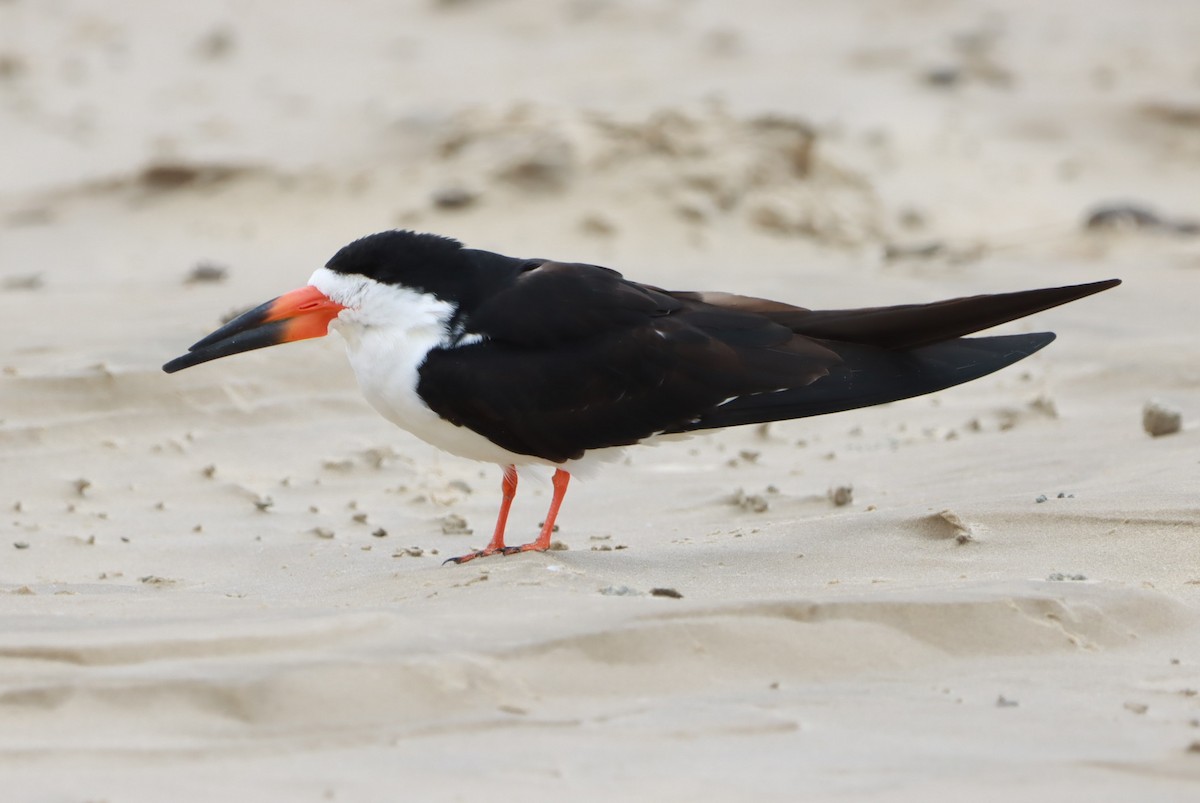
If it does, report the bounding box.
[418,262,1118,462]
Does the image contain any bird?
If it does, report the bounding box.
[163,230,1119,564]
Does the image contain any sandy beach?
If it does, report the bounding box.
[1,1,1198,799]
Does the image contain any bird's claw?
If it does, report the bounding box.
[442,550,489,565]
[443,543,548,565]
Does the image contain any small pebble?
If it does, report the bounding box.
[1143,399,1182,437]
[883,241,945,261]
[196,26,236,60]
[599,585,639,596]
[579,214,616,237]
[933,509,973,543]
[440,514,472,535]
[828,485,853,507]
[3,273,44,290]
[184,262,228,284]
[731,488,769,513]
[1084,202,1199,234]
[650,587,683,599]
[923,66,962,87]
[431,185,478,210]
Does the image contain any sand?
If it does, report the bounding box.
[2,0,1199,800]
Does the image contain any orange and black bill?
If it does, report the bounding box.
[162,286,344,374]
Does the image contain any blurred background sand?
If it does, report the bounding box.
[1,1,1198,800]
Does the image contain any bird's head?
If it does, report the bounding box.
[162,230,468,373]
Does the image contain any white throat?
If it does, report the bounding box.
[307,267,542,466]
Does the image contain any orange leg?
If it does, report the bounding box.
[504,468,570,555]
[444,467,571,564]
[445,465,518,565]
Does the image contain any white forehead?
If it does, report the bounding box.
[308,266,371,307]
[307,266,455,331]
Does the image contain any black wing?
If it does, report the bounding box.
[418,261,1118,463]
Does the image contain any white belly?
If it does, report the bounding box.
[342,324,547,466]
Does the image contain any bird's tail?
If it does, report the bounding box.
[771,279,1120,350]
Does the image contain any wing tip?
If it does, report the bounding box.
[1022,330,1056,353]
[1075,278,1121,295]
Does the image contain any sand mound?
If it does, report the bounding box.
[414,104,883,245]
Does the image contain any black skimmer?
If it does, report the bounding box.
[164,230,1119,563]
